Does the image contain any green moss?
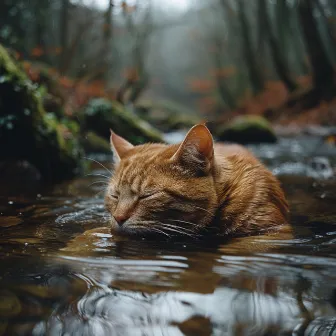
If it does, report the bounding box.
[135,99,200,132]
[229,115,271,131]
[216,115,277,144]
[28,62,65,118]
[0,44,83,182]
[83,131,111,153]
[82,98,163,144]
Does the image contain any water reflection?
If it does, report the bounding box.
[33,283,300,336]
[0,248,334,336]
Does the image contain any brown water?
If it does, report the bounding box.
[0,137,336,336]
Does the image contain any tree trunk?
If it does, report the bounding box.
[129,78,149,104]
[314,0,336,66]
[260,0,297,92]
[104,0,114,42]
[237,0,264,95]
[34,1,49,64]
[59,0,70,73]
[256,0,267,65]
[102,0,114,81]
[275,0,289,52]
[298,0,335,90]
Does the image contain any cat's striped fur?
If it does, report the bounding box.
[105,124,289,238]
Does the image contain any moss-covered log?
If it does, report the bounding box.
[82,98,163,144]
[0,45,83,182]
[135,100,201,132]
[82,131,111,153]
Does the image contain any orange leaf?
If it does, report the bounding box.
[31,47,44,57]
[187,78,214,92]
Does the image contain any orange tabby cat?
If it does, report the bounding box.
[105,124,289,237]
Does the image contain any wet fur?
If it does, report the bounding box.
[105,127,289,238]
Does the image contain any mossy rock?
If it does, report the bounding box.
[82,98,163,144]
[23,62,65,119]
[82,131,111,153]
[0,44,83,182]
[135,100,200,132]
[216,115,277,144]
[153,113,200,132]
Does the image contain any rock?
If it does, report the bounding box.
[82,98,163,144]
[23,61,65,118]
[0,321,7,336]
[135,100,201,132]
[307,157,334,179]
[216,115,277,144]
[0,160,42,195]
[82,131,111,153]
[155,113,200,132]
[0,44,84,182]
[303,125,336,137]
[0,216,23,228]
[0,290,21,317]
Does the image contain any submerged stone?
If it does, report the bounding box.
[0,290,21,317]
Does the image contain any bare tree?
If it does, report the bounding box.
[59,0,70,72]
[259,0,297,92]
[236,0,265,95]
[117,0,154,104]
[102,0,114,81]
[298,0,334,92]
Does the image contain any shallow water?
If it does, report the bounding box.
[0,136,336,336]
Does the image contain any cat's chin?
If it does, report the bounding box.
[109,222,157,238]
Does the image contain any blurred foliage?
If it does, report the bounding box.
[0,45,84,182]
[0,0,335,126]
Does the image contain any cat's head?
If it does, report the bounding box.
[105,124,218,238]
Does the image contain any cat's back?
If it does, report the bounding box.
[214,143,259,165]
[213,142,289,235]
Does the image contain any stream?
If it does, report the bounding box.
[0,135,335,336]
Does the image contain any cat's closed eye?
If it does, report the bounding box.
[138,192,160,200]
[110,191,119,200]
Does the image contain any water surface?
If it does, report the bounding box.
[0,136,335,336]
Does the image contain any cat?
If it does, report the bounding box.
[105,124,289,238]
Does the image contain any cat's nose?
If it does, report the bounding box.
[113,214,130,226]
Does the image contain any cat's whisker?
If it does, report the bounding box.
[190,205,214,216]
[127,223,171,238]
[134,220,199,237]
[83,156,113,175]
[157,224,198,237]
[88,180,109,187]
[169,219,200,227]
[163,227,196,237]
[161,222,196,233]
[150,228,171,238]
[93,189,106,198]
[85,173,110,180]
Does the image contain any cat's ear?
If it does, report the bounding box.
[110,130,134,163]
[171,124,214,174]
